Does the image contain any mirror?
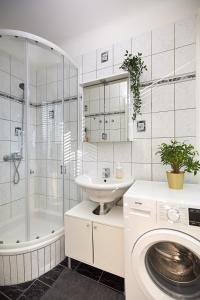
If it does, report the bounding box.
[83,78,129,142]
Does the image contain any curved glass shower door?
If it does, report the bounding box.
[0,32,77,246]
[0,36,27,243]
[28,41,64,240]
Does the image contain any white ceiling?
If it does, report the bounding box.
[0,0,199,58]
[0,0,162,44]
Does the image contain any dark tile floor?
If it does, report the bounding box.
[0,258,125,300]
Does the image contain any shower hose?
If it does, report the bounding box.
[13,158,22,184]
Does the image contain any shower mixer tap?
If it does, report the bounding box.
[3,152,22,162]
[3,152,23,185]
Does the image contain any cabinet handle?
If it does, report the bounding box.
[86,223,90,227]
[93,225,97,230]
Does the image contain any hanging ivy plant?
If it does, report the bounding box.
[120,51,147,120]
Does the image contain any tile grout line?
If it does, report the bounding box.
[74,262,124,293]
[74,261,81,271]
[15,279,37,300]
[3,259,125,300]
[17,263,65,300]
[97,270,104,282]
[97,279,125,294]
[37,278,52,288]
[0,289,12,300]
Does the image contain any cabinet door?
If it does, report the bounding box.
[65,216,93,264]
[93,222,124,277]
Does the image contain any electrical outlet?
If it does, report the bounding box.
[15,127,22,136]
[49,110,54,119]
[102,132,107,140]
[137,120,146,132]
[101,51,109,63]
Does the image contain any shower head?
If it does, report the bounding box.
[19,83,25,91]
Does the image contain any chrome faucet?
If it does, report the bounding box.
[102,168,110,178]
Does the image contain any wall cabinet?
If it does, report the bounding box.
[82,78,129,143]
[65,201,124,277]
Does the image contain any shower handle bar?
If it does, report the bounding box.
[60,165,67,175]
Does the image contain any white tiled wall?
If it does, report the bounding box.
[79,15,198,185]
[79,15,196,81]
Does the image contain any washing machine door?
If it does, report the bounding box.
[132,229,200,300]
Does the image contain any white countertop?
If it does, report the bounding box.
[65,181,200,228]
[124,180,200,205]
[65,201,124,228]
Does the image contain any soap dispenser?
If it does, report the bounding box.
[116,162,124,179]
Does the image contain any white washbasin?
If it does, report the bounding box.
[75,174,134,205]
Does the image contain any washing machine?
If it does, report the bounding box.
[124,180,200,300]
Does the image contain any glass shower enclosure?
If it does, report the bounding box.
[0,33,78,245]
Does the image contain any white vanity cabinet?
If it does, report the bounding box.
[65,216,93,265]
[65,201,124,277]
[93,222,124,276]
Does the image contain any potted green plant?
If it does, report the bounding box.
[120,51,147,120]
[156,140,200,189]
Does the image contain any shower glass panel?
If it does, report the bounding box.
[63,57,79,210]
[0,32,77,247]
[0,36,27,243]
[28,41,64,240]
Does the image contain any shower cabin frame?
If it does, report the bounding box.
[0,30,79,285]
[0,29,76,243]
[196,9,200,184]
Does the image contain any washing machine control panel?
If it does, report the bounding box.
[167,208,180,222]
[159,204,188,224]
[188,208,200,227]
